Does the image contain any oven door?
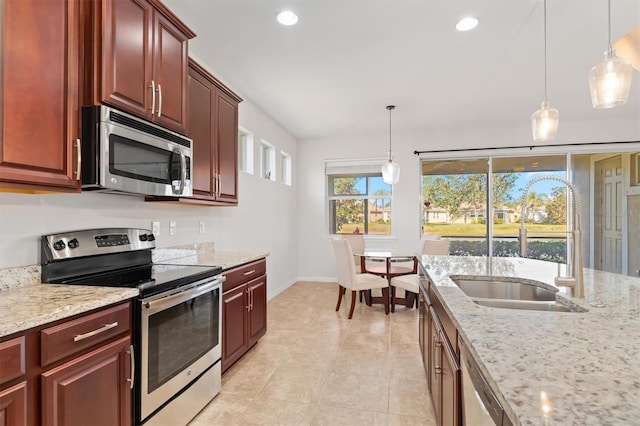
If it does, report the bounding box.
[139,276,223,421]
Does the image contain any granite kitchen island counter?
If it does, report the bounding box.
[420,255,640,425]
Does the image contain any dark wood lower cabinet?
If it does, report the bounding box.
[221,259,267,374]
[41,336,131,426]
[222,284,249,370]
[0,381,27,426]
[0,301,132,426]
[419,279,460,426]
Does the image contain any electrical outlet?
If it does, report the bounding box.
[169,221,176,235]
[199,221,205,234]
[152,221,160,236]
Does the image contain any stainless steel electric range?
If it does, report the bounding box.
[41,228,224,426]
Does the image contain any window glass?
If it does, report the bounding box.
[328,174,392,235]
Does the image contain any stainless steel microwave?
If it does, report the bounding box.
[81,105,193,197]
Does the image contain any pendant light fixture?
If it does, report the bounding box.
[381,105,400,184]
[531,0,559,142]
[588,0,632,109]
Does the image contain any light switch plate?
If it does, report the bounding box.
[199,221,205,234]
[169,221,176,235]
[152,221,160,236]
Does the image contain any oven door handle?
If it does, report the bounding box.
[143,277,225,311]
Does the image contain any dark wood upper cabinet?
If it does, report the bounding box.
[148,58,242,206]
[85,0,194,135]
[0,0,82,193]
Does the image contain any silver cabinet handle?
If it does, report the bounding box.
[250,287,254,310]
[216,173,220,197]
[127,344,135,389]
[150,80,156,114]
[157,84,162,117]
[246,288,251,311]
[74,139,81,181]
[73,322,118,342]
[243,270,256,276]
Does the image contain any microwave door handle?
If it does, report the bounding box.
[179,151,187,195]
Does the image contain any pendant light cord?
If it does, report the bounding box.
[386,105,395,161]
[607,0,611,48]
[543,0,548,101]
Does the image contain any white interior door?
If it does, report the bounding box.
[595,156,623,273]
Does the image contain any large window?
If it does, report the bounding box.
[420,147,640,276]
[328,174,392,235]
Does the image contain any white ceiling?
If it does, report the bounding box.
[162,0,640,141]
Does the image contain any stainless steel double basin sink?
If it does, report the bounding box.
[451,276,585,313]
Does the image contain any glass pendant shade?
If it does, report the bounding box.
[589,48,633,109]
[382,160,400,184]
[531,100,559,142]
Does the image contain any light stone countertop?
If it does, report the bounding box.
[155,249,269,270]
[0,284,138,338]
[420,255,640,426]
[0,244,267,339]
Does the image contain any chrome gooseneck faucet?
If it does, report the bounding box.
[519,175,584,297]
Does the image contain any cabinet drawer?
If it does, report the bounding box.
[40,302,131,367]
[223,259,266,292]
[0,336,26,385]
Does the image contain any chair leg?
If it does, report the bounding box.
[382,287,389,315]
[335,285,344,311]
[348,290,357,319]
[364,290,372,306]
[391,286,396,313]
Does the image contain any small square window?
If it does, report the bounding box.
[260,140,276,181]
[238,127,254,174]
[281,151,291,186]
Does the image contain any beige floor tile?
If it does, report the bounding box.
[319,373,389,411]
[189,281,436,426]
[311,404,386,426]
[256,366,326,404]
[238,397,316,425]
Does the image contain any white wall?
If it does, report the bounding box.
[296,116,640,280]
[0,98,299,300]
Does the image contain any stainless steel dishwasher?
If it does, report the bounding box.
[459,337,512,426]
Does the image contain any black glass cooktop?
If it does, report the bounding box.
[54,263,222,298]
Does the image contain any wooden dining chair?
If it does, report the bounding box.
[331,238,389,318]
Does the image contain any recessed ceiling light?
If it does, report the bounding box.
[456,17,479,32]
[277,10,298,26]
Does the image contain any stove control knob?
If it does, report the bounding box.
[53,240,66,251]
[147,234,155,242]
[67,238,79,249]
[139,234,148,242]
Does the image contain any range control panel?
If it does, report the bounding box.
[42,228,156,262]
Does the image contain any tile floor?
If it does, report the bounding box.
[189,282,436,425]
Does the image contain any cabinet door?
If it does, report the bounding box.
[215,89,239,203]
[188,62,215,198]
[222,284,249,373]
[248,275,267,347]
[152,12,189,134]
[0,381,27,426]
[440,334,460,426]
[101,0,153,120]
[0,0,81,191]
[41,336,131,426]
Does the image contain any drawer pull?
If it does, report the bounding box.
[243,270,256,276]
[73,322,118,342]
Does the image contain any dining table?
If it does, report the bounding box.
[356,250,418,310]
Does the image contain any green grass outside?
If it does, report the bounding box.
[338,222,566,237]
